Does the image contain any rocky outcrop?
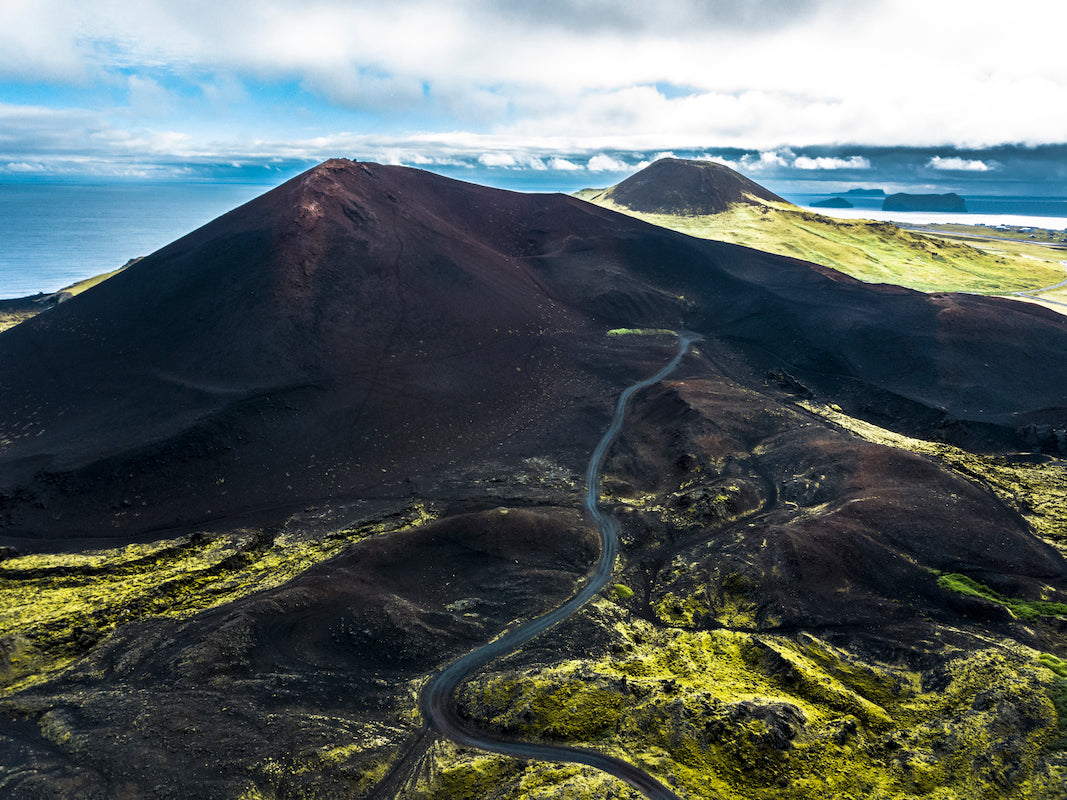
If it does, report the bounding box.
[812,197,853,209]
[883,192,967,212]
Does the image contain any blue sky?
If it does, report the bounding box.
[1,0,1065,194]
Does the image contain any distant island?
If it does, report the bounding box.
[844,188,886,196]
[812,197,854,209]
[883,192,967,212]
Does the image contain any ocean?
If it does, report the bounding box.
[0,181,276,299]
[785,193,1067,230]
[3,181,1067,300]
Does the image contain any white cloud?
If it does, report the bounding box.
[701,155,741,170]
[733,151,791,172]
[4,161,46,172]
[926,156,994,172]
[3,0,1067,157]
[587,154,629,171]
[478,152,518,167]
[792,155,871,170]
[548,157,582,171]
[126,75,172,117]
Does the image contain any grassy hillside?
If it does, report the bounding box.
[0,263,131,333]
[577,190,1067,295]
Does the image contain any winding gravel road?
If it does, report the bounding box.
[419,331,701,799]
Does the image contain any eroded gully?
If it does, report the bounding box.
[417,332,702,799]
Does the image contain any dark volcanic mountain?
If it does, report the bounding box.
[591,156,787,214]
[0,158,1065,544]
[1,158,1066,800]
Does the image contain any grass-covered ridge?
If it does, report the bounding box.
[577,192,1067,295]
[0,262,132,332]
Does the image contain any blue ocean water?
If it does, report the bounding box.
[3,180,1066,300]
[785,193,1067,230]
[0,181,276,299]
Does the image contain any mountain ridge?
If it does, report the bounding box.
[1,158,1066,800]
[576,157,1067,295]
[579,156,787,215]
[1,158,1065,546]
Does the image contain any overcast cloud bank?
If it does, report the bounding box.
[0,1,1064,191]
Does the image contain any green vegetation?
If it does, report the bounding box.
[0,503,435,695]
[606,328,676,337]
[613,584,634,600]
[441,599,1063,799]
[582,195,1067,295]
[413,395,1067,799]
[914,223,1067,247]
[404,740,643,799]
[63,263,130,295]
[937,573,1067,621]
[0,263,131,333]
[1036,655,1067,751]
[243,721,403,800]
[0,310,34,333]
[1050,681,1067,751]
[1039,654,1067,679]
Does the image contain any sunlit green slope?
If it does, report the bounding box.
[576,189,1066,295]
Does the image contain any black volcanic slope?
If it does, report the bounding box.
[600,156,787,214]
[0,158,1065,543]
[2,159,1067,800]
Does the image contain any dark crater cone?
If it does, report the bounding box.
[1,159,1067,800]
[599,157,787,214]
[0,158,1065,544]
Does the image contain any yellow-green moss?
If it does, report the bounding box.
[406,741,645,800]
[403,741,522,800]
[1039,654,1067,679]
[938,573,1067,621]
[245,718,406,800]
[654,590,713,628]
[0,502,437,695]
[606,328,676,337]
[582,196,1067,294]
[475,665,626,741]
[449,600,1061,800]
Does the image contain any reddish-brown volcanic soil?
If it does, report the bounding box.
[1,159,1066,800]
[0,507,597,799]
[602,156,787,214]
[1,158,1064,545]
[602,369,1066,649]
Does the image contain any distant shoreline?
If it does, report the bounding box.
[793,204,1067,231]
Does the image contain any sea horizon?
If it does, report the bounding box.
[3,180,1066,301]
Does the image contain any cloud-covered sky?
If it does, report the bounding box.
[1,0,1065,192]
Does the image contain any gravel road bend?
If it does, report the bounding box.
[419,331,702,800]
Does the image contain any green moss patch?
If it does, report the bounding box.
[938,573,1067,621]
[0,503,435,695]
[606,328,676,337]
[447,600,1061,799]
